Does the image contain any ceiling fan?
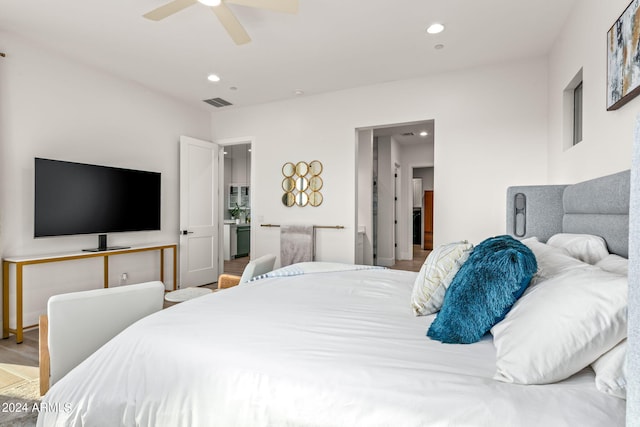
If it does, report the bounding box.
[143,0,299,45]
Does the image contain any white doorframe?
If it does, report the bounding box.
[394,164,400,261]
[215,136,255,272]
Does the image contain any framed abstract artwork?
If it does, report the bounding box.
[607,0,640,110]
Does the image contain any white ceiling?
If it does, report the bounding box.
[0,0,577,111]
[373,120,435,146]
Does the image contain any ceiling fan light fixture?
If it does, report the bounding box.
[198,0,222,6]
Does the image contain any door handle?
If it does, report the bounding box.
[181,230,194,235]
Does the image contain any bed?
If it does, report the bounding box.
[37,169,632,427]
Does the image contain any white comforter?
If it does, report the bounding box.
[38,266,625,426]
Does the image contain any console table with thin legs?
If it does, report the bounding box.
[2,243,177,343]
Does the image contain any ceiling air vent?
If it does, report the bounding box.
[204,97,233,108]
[401,132,415,136]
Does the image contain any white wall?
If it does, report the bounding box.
[547,0,637,183]
[414,167,434,191]
[0,33,211,328]
[357,129,373,264]
[211,58,549,262]
[376,136,396,266]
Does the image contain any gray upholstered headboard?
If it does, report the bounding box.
[506,170,631,258]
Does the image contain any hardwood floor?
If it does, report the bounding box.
[223,255,250,277]
[389,245,430,272]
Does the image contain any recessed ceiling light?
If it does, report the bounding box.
[434,44,445,50]
[426,23,445,34]
[207,74,221,82]
[223,151,228,155]
[294,90,305,96]
[198,0,221,6]
[420,131,428,137]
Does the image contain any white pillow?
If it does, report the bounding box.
[410,241,473,315]
[592,339,627,399]
[546,233,609,264]
[596,254,629,276]
[491,265,627,384]
[521,238,587,284]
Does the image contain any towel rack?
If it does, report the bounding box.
[261,224,344,229]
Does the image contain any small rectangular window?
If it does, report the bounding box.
[573,82,583,145]
[563,68,583,151]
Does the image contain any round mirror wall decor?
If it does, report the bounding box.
[282,177,295,192]
[309,176,323,192]
[282,192,295,207]
[282,162,296,178]
[309,160,323,176]
[295,191,309,207]
[295,177,309,192]
[281,160,323,207]
[295,161,309,177]
[309,191,323,207]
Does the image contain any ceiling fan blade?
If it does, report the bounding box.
[143,0,198,21]
[225,0,298,14]
[211,3,251,45]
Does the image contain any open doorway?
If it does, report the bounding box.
[356,120,434,271]
[219,141,252,276]
[412,166,434,250]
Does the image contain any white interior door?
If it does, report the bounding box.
[179,136,219,287]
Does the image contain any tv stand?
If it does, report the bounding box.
[2,243,177,343]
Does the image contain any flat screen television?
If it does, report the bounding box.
[34,158,161,240]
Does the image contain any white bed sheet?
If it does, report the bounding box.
[38,267,625,426]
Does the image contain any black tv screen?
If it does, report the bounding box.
[34,158,161,237]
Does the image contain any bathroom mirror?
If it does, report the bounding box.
[282,177,295,192]
[282,162,295,178]
[309,176,323,191]
[309,191,323,207]
[282,192,295,207]
[295,191,309,207]
[309,160,323,176]
[295,161,309,177]
[295,177,309,192]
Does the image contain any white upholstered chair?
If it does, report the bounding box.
[39,281,165,395]
[217,254,277,289]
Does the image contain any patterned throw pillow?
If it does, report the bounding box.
[410,241,473,316]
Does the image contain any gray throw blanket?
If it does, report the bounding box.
[280,224,314,266]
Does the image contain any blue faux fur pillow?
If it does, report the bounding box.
[427,235,537,344]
